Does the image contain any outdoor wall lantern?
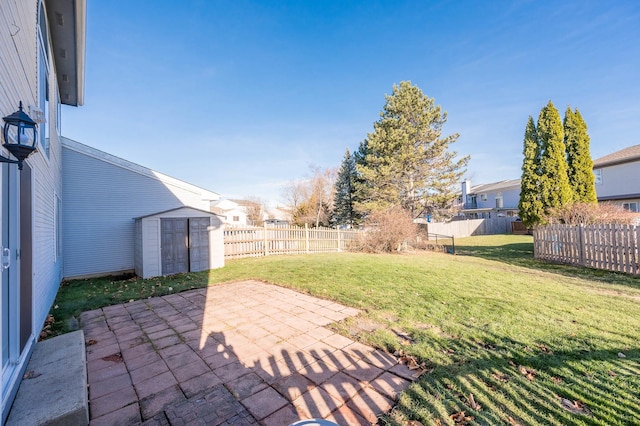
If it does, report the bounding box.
[1,102,38,170]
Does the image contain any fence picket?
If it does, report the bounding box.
[224,224,361,259]
[534,223,639,275]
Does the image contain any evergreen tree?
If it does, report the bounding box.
[564,107,597,203]
[331,149,360,226]
[354,81,468,218]
[538,101,572,213]
[518,116,544,227]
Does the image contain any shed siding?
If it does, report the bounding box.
[135,209,223,278]
[141,218,161,278]
[62,143,218,278]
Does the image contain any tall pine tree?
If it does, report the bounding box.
[354,81,468,218]
[518,116,544,227]
[564,107,597,203]
[331,149,359,226]
[538,101,572,213]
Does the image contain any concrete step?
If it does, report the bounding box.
[6,330,89,425]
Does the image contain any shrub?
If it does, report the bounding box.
[546,202,639,225]
[352,206,417,253]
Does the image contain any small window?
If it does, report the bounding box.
[480,194,487,202]
[233,216,240,222]
[594,169,602,185]
[38,2,50,158]
[622,202,638,213]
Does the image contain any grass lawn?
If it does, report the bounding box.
[52,234,640,425]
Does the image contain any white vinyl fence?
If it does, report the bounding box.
[224,224,361,259]
[533,223,640,275]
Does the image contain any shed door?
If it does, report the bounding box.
[189,218,210,272]
[161,218,188,275]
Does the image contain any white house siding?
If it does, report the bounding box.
[595,161,640,201]
[1,0,69,420]
[62,138,220,279]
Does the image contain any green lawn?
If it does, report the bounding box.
[52,234,640,425]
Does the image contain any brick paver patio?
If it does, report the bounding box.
[81,280,414,425]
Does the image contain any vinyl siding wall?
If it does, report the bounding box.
[595,161,640,200]
[62,139,219,279]
[474,187,520,210]
[1,0,65,417]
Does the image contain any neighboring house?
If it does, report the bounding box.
[266,206,293,225]
[593,144,640,212]
[230,199,269,224]
[458,179,521,219]
[62,138,221,279]
[210,199,248,225]
[1,1,86,420]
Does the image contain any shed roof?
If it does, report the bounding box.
[134,206,219,220]
[593,144,640,168]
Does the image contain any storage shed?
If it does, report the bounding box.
[134,207,224,279]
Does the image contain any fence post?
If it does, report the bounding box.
[337,227,342,252]
[305,223,310,253]
[264,222,269,257]
[578,224,585,266]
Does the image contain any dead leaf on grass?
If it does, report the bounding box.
[466,393,482,411]
[493,372,510,382]
[507,416,522,425]
[560,398,592,416]
[406,421,424,426]
[536,343,553,354]
[394,349,432,378]
[518,365,536,381]
[449,410,474,425]
[551,376,563,384]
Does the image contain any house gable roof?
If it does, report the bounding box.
[593,144,640,168]
[61,137,220,200]
[469,179,521,194]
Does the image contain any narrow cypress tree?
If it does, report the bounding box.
[564,107,597,203]
[518,116,544,227]
[331,149,359,226]
[538,101,572,213]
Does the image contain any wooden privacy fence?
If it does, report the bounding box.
[224,224,361,259]
[533,224,640,275]
[422,217,518,238]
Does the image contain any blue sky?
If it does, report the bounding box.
[63,0,640,205]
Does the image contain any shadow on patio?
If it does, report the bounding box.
[81,280,414,425]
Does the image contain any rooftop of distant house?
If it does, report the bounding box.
[593,144,640,168]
